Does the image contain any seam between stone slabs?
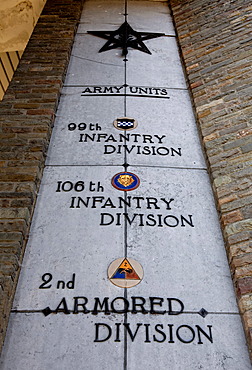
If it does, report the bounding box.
[10,310,241,315]
[63,84,188,91]
[45,164,208,171]
[129,165,207,170]
[76,32,176,38]
[62,84,187,90]
[76,94,172,99]
[71,55,123,67]
[124,4,129,367]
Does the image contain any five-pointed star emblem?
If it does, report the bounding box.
[88,21,164,56]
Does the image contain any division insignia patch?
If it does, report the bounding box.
[111,172,140,191]
[113,117,137,131]
[108,257,144,288]
[111,259,140,280]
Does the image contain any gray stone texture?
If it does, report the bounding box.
[10,166,237,314]
[46,88,205,168]
[1,313,251,370]
[1,313,125,370]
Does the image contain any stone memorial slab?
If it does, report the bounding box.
[126,314,251,369]
[46,88,205,168]
[65,32,184,89]
[0,313,125,370]
[12,165,126,310]
[64,34,125,86]
[88,165,237,312]
[127,0,176,35]
[77,0,125,33]
[12,166,238,314]
[125,94,205,168]
[46,93,125,166]
[1,313,250,370]
[124,167,238,312]
[77,0,176,36]
[126,36,187,89]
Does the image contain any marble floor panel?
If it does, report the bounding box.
[125,94,206,168]
[127,0,175,35]
[123,166,238,312]
[126,313,251,370]
[1,313,125,370]
[64,34,125,86]
[46,93,125,166]
[126,36,187,88]
[12,166,127,310]
[77,0,125,33]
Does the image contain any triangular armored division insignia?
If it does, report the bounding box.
[111,258,141,280]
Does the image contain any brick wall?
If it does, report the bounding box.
[169,0,252,360]
[0,0,83,351]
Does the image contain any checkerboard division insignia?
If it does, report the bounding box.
[113,117,138,131]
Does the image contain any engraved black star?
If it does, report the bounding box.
[88,21,164,56]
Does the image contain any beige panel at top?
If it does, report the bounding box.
[0,0,46,52]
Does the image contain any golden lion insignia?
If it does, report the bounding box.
[117,174,134,187]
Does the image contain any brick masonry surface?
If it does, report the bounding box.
[170,0,252,361]
[0,0,84,352]
[0,0,251,362]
